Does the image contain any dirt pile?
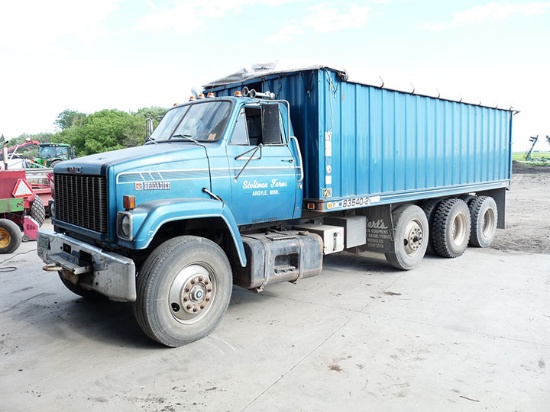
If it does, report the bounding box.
[490,162,550,254]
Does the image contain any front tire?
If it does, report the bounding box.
[385,205,429,270]
[134,236,232,347]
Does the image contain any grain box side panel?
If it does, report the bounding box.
[314,71,512,204]
[207,67,512,206]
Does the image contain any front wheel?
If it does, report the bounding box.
[385,205,429,270]
[134,236,233,347]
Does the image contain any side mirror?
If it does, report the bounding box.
[261,104,282,145]
[146,118,155,139]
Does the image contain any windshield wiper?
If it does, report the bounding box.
[144,136,158,144]
[170,134,199,144]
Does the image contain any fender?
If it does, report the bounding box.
[125,198,247,267]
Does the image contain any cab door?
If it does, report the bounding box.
[226,103,300,225]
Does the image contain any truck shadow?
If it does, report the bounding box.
[324,252,390,273]
[23,252,436,348]
[18,296,159,349]
[66,298,158,347]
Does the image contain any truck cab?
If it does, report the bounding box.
[38,91,316,347]
[143,95,304,225]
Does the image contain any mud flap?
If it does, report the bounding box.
[359,204,396,254]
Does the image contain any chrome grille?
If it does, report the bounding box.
[54,174,108,233]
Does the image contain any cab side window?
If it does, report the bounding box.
[230,110,249,145]
[229,105,282,146]
[246,111,262,145]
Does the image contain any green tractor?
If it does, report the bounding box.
[32,143,75,167]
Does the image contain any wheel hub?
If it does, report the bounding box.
[169,266,214,322]
[451,214,468,245]
[404,220,423,255]
[482,209,496,237]
[0,229,9,248]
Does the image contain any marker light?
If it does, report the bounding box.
[123,195,136,210]
[198,93,205,99]
[189,96,196,101]
[207,92,215,98]
[234,91,243,97]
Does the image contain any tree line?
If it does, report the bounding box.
[4,106,168,158]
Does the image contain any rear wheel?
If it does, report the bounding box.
[30,195,46,226]
[469,196,498,247]
[385,205,429,270]
[420,199,440,255]
[432,198,471,258]
[0,219,22,254]
[458,194,476,206]
[134,236,233,347]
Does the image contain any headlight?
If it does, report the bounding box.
[117,212,133,240]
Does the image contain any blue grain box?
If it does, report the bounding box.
[206,66,514,208]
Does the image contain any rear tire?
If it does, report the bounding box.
[420,199,440,255]
[134,236,232,347]
[469,196,498,247]
[30,195,46,226]
[385,205,429,270]
[0,218,22,254]
[458,194,476,206]
[432,198,471,258]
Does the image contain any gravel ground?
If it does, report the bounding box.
[491,161,550,255]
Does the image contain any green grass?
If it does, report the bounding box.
[513,151,550,165]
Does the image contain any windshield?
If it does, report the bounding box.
[55,146,69,158]
[147,100,232,143]
[39,146,54,158]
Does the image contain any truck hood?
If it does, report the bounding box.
[54,143,209,176]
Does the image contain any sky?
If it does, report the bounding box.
[1,0,549,152]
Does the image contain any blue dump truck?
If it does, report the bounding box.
[37,66,514,347]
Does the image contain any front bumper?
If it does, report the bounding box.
[37,229,136,302]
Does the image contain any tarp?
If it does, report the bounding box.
[203,61,348,88]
